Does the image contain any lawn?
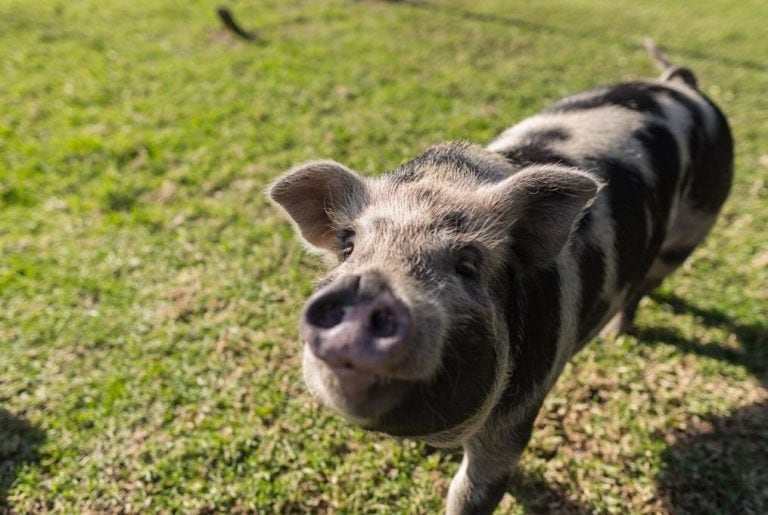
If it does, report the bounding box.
[1,0,766,512]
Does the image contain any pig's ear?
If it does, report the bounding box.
[487,165,601,266]
[268,160,367,252]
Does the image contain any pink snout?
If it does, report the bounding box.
[300,274,412,374]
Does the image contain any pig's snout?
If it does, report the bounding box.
[300,274,411,372]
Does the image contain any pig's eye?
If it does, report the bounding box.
[339,229,355,261]
[454,246,481,280]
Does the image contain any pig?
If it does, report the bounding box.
[267,42,733,514]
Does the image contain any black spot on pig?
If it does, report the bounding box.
[391,167,423,185]
[659,246,696,265]
[549,82,663,115]
[587,158,651,288]
[577,240,607,341]
[500,145,576,169]
[498,264,560,408]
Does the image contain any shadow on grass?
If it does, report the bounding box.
[366,0,768,72]
[0,408,45,508]
[641,292,768,513]
[365,0,560,35]
[644,291,768,386]
[658,401,768,514]
[508,470,593,514]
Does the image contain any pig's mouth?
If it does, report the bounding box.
[302,347,415,425]
[326,365,380,401]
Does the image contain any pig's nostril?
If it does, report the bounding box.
[307,299,345,329]
[369,307,398,338]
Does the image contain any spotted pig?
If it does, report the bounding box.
[268,42,733,514]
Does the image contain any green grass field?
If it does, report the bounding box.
[1,0,766,512]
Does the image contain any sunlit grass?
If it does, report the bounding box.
[1,0,766,512]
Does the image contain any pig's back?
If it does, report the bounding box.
[487,80,732,398]
[487,81,732,218]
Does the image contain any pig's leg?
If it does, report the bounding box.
[600,287,652,338]
[602,207,720,339]
[446,412,537,515]
[600,250,694,338]
[601,267,669,338]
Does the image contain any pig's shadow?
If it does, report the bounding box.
[0,408,45,509]
[506,469,593,514]
[370,0,767,73]
[657,401,768,514]
[642,291,768,386]
[640,292,768,513]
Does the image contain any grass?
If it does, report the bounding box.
[1,0,766,512]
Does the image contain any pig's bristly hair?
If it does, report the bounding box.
[368,142,521,245]
[365,142,599,261]
[271,42,733,513]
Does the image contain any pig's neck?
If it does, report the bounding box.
[501,264,563,404]
[498,249,597,408]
